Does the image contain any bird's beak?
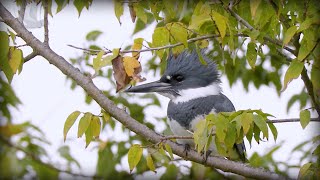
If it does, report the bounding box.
[124,80,171,93]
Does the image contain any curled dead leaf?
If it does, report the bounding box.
[112,55,130,92]
[112,55,145,92]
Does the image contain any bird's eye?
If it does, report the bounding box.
[174,75,184,82]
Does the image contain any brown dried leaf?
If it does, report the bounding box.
[112,55,130,92]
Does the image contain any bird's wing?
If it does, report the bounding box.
[212,94,247,162]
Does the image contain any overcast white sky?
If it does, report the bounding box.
[2,1,319,178]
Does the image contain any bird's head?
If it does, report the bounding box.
[125,49,221,103]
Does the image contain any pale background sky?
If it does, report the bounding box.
[2,1,319,178]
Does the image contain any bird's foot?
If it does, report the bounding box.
[201,150,212,163]
[183,144,191,157]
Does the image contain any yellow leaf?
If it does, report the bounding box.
[282,60,304,91]
[146,154,156,172]
[63,111,81,142]
[283,26,298,46]
[85,120,93,148]
[77,112,92,138]
[165,143,173,160]
[132,38,143,59]
[300,110,310,129]
[8,47,22,74]
[91,116,101,138]
[123,56,140,76]
[128,144,143,172]
[211,11,227,39]
[250,0,261,18]
[113,0,123,24]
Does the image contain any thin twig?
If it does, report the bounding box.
[24,51,39,62]
[14,43,28,48]
[0,136,104,179]
[18,0,26,23]
[68,33,247,55]
[43,0,49,46]
[161,135,194,140]
[267,117,320,123]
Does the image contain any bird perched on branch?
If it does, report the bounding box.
[125,49,246,162]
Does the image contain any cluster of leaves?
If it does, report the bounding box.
[113,0,319,108]
[297,135,320,179]
[0,121,80,179]
[0,31,24,83]
[193,110,277,160]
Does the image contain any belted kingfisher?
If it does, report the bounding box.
[125,49,246,162]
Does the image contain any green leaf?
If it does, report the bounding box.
[8,47,23,74]
[298,18,315,32]
[86,30,103,41]
[193,119,208,153]
[225,123,236,149]
[213,114,228,143]
[253,124,261,144]
[282,60,304,91]
[241,112,253,135]
[55,0,68,13]
[283,26,298,46]
[146,154,156,172]
[267,122,278,142]
[73,0,86,17]
[212,11,227,39]
[250,0,261,18]
[0,31,14,83]
[165,143,173,160]
[93,50,105,71]
[128,144,143,173]
[113,0,124,24]
[298,163,312,179]
[152,27,169,59]
[189,2,211,30]
[8,29,16,44]
[63,111,81,142]
[166,22,188,47]
[85,121,93,148]
[91,116,101,138]
[102,110,111,122]
[298,29,317,61]
[134,4,147,24]
[195,46,207,65]
[246,42,257,69]
[77,112,92,138]
[253,115,268,139]
[299,109,310,129]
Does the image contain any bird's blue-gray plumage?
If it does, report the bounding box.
[125,49,246,161]
[167,94,235,128]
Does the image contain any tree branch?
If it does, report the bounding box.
[68,33,248,55]
[0,3,286,179]
[301,68,320,119]
[43,0,49,46]
[24,51,39,63]
[17,0,26,23]
[0,136,103,179]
